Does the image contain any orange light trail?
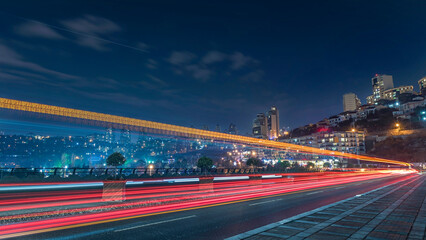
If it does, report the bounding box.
[0,97,410,166]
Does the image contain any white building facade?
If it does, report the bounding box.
[343,93,361,112]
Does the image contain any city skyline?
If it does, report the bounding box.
[0,2,424,240]
[0,1,425,133]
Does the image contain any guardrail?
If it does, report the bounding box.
[0,167,305,181]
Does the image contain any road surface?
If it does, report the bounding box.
[6,173,415,240]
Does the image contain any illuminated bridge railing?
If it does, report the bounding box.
[0,167,295,181]
[0,97,410,166]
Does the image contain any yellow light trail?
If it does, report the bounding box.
[0,98,410,166]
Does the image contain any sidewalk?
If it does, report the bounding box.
[228,174,425,240]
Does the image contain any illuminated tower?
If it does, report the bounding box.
[267,106,279,139]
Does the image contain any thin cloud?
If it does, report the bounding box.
[167,50,260,81]
[230,52,257,70]
[61,15,121,51]
[0,71,25,81]
[147,74,168,86]
[185,64,212,81]
[146,59,158,69]
[202,51,227,64]
[61,15,121,35]
[76,36,109,51]
[167,51,197,65]
[1,69,48,80]
[139,74,169,90]
[0,43,79,80]
[136,42,150,52]
[14,21,64,39]
[240,70,264,82]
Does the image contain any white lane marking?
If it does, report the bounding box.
[0,182,103,191]
[0,177,199,191]
[214,176,249,181]
[334,186,345,189]
[249,199,283,206]
[306,190,324,195]
[262,175,281,179]
[114,215,196,232]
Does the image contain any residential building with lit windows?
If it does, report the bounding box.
[400,96,426,114]
[357,104,376,119]
[371,74,394,103]
[281,130,365,154]
[382,85,414,100]
[328,111,357,127]
[366,95,375,105]
[419,77,426,96]
[317,131,365,154]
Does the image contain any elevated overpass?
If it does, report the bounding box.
[0,97,410,166]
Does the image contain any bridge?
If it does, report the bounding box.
[0,97,410,166]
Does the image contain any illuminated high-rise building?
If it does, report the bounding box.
[105,127,114,143]
[228,123,237,135]
[343,93,361,112]
[120,129,131,145]
[267,106,279,139]
[252,113,268,139]
[371,74,394,103]
[419,77,426,96]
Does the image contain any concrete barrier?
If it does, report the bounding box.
[102,180,126,202]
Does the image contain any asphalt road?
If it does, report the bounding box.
[10,174,412,240]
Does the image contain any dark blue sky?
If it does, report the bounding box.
[0,1,425,134]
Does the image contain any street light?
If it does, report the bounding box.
[395,123,400,128]
[351,128,355,132]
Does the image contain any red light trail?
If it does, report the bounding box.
[0,170,417,239]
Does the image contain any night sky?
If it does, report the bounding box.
[0,1,425,134]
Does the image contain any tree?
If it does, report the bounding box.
[323,162,332,169]
[275,160,291,170]
[291,162,301,169]
[306,162,315,169]
[246,157,263,167]
[106,152,126,167]
[197,156,213,171]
